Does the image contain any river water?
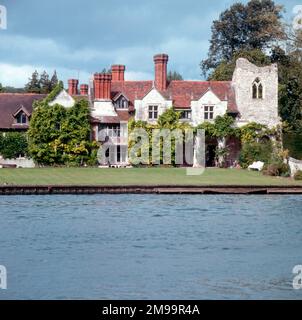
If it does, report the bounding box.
[0,194,302,300]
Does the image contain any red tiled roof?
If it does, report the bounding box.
[110,80,238,113]
[164,81,238,112]
[0,93,46,129]
[111,81,153,112]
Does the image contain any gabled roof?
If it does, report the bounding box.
[12,105,31,117]
[112,92,130,102]
[0,93,46,129]
[164,81,238,112]
[110,80,238,113]
[111,81,153,111]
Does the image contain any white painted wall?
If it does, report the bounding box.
[191,90,228,126]
[134,88,173,123]
[49,90,75,109]
[91,100,118,119]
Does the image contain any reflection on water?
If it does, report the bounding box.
[0,195,302,300]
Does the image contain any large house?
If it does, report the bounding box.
[0,54,279,167]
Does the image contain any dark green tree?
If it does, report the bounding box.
[208,49,271,81]
[167,71,183,81]
[0,83,3,93]
[49,70,59,91]
[271,46,302,131]
[0,132,28,159]
[39,71,51,94]
[25,70,41,93]
[201,0,285,76]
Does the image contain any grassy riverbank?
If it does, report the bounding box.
[0,167,301,186]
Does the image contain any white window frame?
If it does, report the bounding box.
[148,105,159,120]
[16,112,28,125]
[179,110,192,120]
[115,97,129,109]
[204,105,214,120]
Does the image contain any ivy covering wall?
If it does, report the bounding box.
[28,83,98,166]
[128,108,192,166]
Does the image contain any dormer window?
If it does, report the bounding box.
[115,96,128,109]
[16,112,27,125]
[252,78,263,99]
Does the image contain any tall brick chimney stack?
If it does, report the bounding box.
[154,54,169,91]
[80,84,88,95]
[94,73,112,100]
[111,65,126,81]
[68,79,79,95]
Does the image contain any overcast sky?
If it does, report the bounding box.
[0,0,299,87]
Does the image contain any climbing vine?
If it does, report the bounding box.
[128,108,192,166]
[28,84,98,166]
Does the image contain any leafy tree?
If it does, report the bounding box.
[271,46,302,132]
[0,83,3,93]
[25,70,41,93]
[201,0,285,76]
[167,71,183,81]
[208,49,271,81]
[0,132,28,159]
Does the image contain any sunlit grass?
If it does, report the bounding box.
[0,167,300,186]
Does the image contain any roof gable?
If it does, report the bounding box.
[49,89,75,108]
[112,92,129,102]
[198,89,221,104]
[165,81,238,112]
[141,87,167,103]
[12,105,31,117]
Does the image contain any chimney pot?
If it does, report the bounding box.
[68,79,79,95]
[111,65,126,81]
[94,73,112,100]
[80,84,89,96]
[153,54,169,91]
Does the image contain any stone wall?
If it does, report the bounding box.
[232,58,280,128]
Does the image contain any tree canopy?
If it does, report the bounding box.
[201,0,285,76]
[25,70,59,94]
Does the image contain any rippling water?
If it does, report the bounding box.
[0,195,302,300]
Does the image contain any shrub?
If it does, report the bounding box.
[263,162,290,177]
[294,170,302,180]
[239,141,273,169]
[0,132,28,159]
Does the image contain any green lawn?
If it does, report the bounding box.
[0,167,301,186]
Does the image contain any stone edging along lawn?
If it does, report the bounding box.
[1,184,302,195]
